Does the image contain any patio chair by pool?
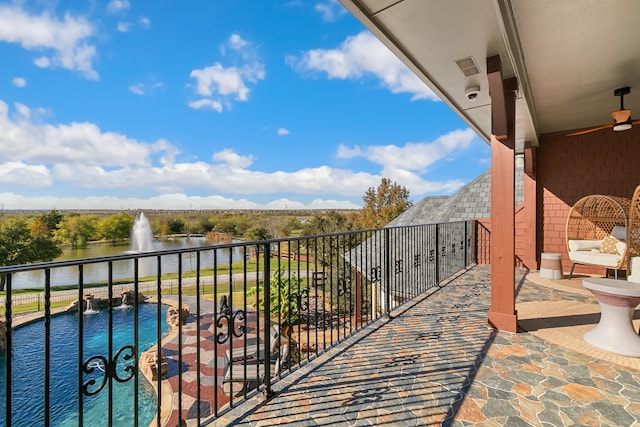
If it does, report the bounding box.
[222,343,290,397]
[223,323,281,365]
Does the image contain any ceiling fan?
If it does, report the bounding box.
[567,86,640,136]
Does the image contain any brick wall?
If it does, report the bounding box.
[473,208,532,269]
[536,127,640,275]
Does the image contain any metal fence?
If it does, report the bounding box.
[0,220,478,426]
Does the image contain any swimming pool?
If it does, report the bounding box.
[0,303,169,426]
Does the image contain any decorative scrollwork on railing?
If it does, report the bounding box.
[413,254,421,268]
[216,309,246,344]
[82,344,136,396]
[371,266,382,282]
[460,240,465,251]
[441,246,446,257]
[338,277,352,296]
[394,259,404,274]
[428,249,435,263]
[451,242,456,254]
[290,288,309,311]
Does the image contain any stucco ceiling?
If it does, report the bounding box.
[340,0,640,148]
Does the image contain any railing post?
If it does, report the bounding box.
[5,274,11,427]
[354,270,362,328]
[464,221,469,267]
[435,224,440,284]
[262,243,273,398]
[384,228,391,314]
[44,269,51,427]
[474,220,480,264]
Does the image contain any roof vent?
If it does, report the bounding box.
[454,56,480,77]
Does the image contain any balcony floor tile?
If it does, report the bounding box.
[165,265,640,426]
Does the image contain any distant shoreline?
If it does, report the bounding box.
[2,208,359,215]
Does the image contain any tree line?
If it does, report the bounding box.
[0,178,411,271]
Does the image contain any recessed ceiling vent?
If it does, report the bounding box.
[454,56,480,77]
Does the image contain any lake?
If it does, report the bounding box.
[12,237,245,289]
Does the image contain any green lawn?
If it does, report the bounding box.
[2,258,310,295]
[1,256,311,315]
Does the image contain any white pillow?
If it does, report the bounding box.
[568,239,603,252]
[611,225,627,241]
[616,241,627,255]
[630,257,640,275]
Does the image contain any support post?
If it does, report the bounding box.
[487,55,518,332]
[521,142,538,269]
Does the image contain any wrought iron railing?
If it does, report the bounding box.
[0,220,477,426]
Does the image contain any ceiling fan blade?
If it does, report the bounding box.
[633,119,640,125]
[567,123,614,136]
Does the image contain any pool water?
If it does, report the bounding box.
[0,303,169,426]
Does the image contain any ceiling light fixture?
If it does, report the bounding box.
[613,121,632,132]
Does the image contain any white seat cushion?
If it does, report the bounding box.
[568,251,621,268]
[568,239,603,252]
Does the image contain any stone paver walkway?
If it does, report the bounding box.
[158,297,261,426]
[158,265,640,426]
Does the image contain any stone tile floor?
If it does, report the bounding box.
[207,265,640,426]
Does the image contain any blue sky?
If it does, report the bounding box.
[0,0,490,211]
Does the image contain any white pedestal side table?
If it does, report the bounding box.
[582,278,640,357]
[540,253,562,279]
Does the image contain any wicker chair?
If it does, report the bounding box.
[565,194,631,278]
[627,186,640,281]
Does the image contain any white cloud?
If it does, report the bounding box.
[0,162,51,186]
[336,144,361,158]
[0,99,380,195]
[12,77,26,87]
[0,100,160,168]
[188,99,223,112]
[117,22,131,32]
[34,56,51,68]
[213,149,254,168]
[0,4,98,79]
[129,80,164,96]
[188,34,265,112]
[191,64,249,99]
[338,129,475,172]
[289,31,437,101]
[0,192,361,210]
[336,129,476,194]
[307,198,360,209]
[315,0,347,22]
[0,99,472,209]
[107,0,130,14]
[139,16,151,28]
[129,84,144,95]
[228,33,246,51]
[14,102,31,118]
[277,128,290,136]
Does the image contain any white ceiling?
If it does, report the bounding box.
[340,0,640,147]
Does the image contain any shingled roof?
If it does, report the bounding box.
[387,164,524,227]
[343,166,524,313]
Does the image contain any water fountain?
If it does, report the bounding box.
[131,212,155,252]
[84,295,99,315]
[115,290,133,311]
